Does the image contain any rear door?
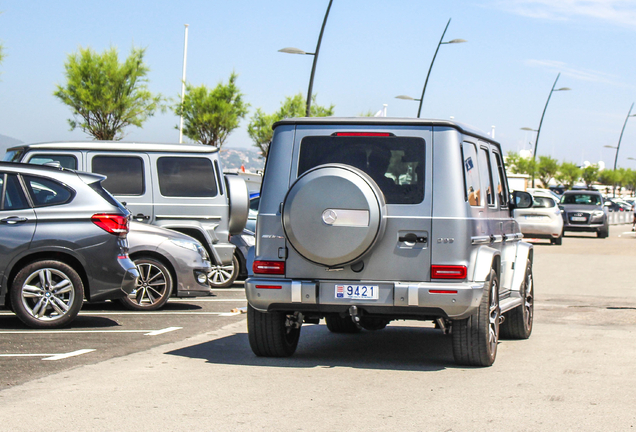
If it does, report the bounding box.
[87,152,153,223]
[0,173,36,287]
[284,125,433,283]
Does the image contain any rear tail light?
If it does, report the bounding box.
[255,285,283,289]
[253,260,285,275]
[431,265,467,279]
[92,213,129,237]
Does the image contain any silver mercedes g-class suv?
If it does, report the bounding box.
[4,142,249,288]
[245,118,534,367]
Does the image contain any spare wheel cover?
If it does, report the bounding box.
[282,164,386,267]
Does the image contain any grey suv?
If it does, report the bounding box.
[4,142,249,288]
[559,190,609,238]
[246,118,534,367]
[0,162,139,328]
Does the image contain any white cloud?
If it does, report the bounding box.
[496,0,636,27]
[524,59,621,84]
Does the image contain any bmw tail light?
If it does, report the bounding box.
[253,260,285,275]
[431,265,467,279]
[92,213,129,237]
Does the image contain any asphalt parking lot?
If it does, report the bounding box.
[0,285,247,388]
[1,225,635,431]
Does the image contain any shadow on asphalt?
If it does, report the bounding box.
[81,301,203,311]
[0,314,120,329]
[167,324,455,372]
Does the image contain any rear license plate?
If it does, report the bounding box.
[335,284,379,300]
[571,216,586,221]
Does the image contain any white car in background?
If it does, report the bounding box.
[514,191,564,245]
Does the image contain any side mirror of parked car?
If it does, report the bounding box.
[510,191,533,210]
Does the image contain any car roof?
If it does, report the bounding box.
[563,190,602,195]
[0,161,105,181]
[7,141,219,154]
[272,117,499,146]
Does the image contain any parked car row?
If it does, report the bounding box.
[2,142,250,327]
[514,188,613,242]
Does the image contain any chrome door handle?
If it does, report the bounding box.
[1,216,28,224]
[133,213,150,221]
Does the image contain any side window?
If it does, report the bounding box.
[28,154,77,169]
[478,147,495,206]
[92,156,144,196]
[23,175,73,207]
[493,152,509,207]
[157,157,218,197]
[0,173,29,210]
[462,142,481,206]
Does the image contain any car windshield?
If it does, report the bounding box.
[560,193,601,205]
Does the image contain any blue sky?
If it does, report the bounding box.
[1,0,635,168]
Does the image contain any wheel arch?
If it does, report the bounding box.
[472,246,501,282]
[6,251,89,302]
[128,251,177,295]
[510,241,533,293]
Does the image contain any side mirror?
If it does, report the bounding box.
[511,191,533,209]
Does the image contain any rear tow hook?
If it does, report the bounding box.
[348,306,361,324]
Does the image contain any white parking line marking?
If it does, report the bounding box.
[0,349,95,361]
[43,349,96,361]
[0,327,185,335]
[0,311,243,317]
[144,326,182,336]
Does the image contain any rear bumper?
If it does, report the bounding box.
[89,257,139,303]
[245,278,485,320]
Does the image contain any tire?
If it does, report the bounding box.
[208,254,239,288]
[597,227,609,238]
[452,269,500,367]
[500,259,534,340]
[551,236,562,245]
[247,304,301,357]
[325,314,361,333]
[10,260,84,329]
[119,256,173,311]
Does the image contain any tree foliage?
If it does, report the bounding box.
[537,155,559,187]
[247,93,334,158]
[581,165,600,188]
[174,72,249,147]
[554,162,581,190]
[505,151,537,178]
[53,47,161,141]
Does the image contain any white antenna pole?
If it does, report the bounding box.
[179,24,189,144]
[491,125,496,139]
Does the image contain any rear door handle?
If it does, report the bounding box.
[398,233,427,243]
[1,216,29,224]
[134,213,150,221]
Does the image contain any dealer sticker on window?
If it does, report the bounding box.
[335,284,379,300]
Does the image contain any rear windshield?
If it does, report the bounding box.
[533,196,556,208]
[3,149,24,162]
[298,135,425,204]
[561,193,601,205]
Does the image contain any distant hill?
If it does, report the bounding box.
[0,134,23,155]
[219,147,265,172]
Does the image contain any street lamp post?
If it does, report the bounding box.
[528,73,571,187]
[613,102,636,171]
[178,24,189,144]
[278,0,333,117]
[417,19,466,118]
[395,18,465,117]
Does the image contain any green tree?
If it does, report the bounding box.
[505,151,536,179]
[581,164,600,188]
[174,72,249,147]
[537,155,559,188]
[623,169,636,196]
[555,162,581,190]
[248,93,334,158]
[53,46,161,140]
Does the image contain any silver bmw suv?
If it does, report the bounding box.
[246,118,534,367]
